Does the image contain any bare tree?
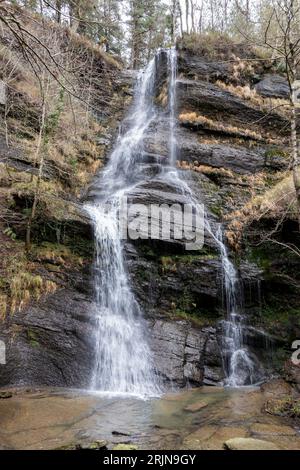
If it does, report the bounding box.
[177,0,184,36]
[190,0,195,33]
[25,73,49,251]
[185,0,189,34]
[264,0,300,228]
[170,0,177,42]
[55,0,62,23]
[197,0,204,33]
[210,0,215,30]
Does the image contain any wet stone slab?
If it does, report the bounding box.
[0,385,299,450]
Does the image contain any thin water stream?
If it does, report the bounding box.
[85,57,160,397]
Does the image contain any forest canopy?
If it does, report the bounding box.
[2,1,300,67]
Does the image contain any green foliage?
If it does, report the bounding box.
[127,0,169,67]
[170,309,214,327]
[264,148,288,161]
[3,227,16,240]
[68,156,78,170]
[27,329,39,347]
[210,204,222,217]
[160,251,218,272]
[32,242,84,267]
[265,396,300,418]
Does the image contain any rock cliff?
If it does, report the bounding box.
[0,34,299,389]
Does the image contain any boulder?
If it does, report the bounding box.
[255,74,289,99]
[224,437,279,450]
[57,440,107,450]
[284,361,300,393]
[183,426,248,450]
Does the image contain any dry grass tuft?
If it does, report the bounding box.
[216,80,290,119]
[179,111,276,143]
[0,293,7,321]
[0,247,58,319]
[177,160,234,178]
[224,173,297,250]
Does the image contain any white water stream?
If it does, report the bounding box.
[86,48,264,395]
[85,57,160,397]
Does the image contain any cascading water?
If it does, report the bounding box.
[86,46,264,395]
[163,48,264,388]
[216,226,260,387]
[85,57,160,397]
[168,48,177,168]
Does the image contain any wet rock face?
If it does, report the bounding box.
[150,319,224,386]
[177,52,232,83]
[0,286,96,388]
[176,78,289,134]
[145,123,286,175]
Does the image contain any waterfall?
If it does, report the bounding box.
[86,47,264,395]
[85,57,160,397]
[163,48,264,388]
[216,227,261,387]
[168,47,177,167]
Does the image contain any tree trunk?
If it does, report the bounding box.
[56,0,62,23]
[290,51,300,229]
[291,103,300,229]
[171,0,177,43]
[177,0,183,36]
[185,0,189,34]
[210,0,214,30]
[190,0,195,33]
[223,0,228,31]
[26,92,47,251]
[198,2,203,33]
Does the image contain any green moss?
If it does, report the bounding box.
[270,346,290,374]
[31,242,85,267]
[160,250,217,269]
[138,245,157,259]
[209,204,223,217]
[261,305,300,327]
[169,309,214,327]
[264,148,288,159]
[113,444,139,450]
[27,329,39,347]
[161,256,177,273]
[135,269,148,281]
[64,236,94,258]
[265,396,300,418]
[68,156,78,169]
[247,246,271,271]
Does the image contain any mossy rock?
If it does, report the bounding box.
[0,391,13,399]
[56,440,107,450]
[113,444,139,450]
[27,329,40,348]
